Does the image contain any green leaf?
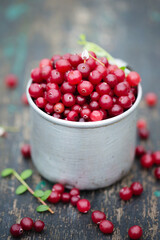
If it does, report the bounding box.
[154,191,160,197]
[36,205,49,212]
[34,190,44,198]
[16,185,27,195]
[79,34,86,41]
[120,66,126,71]
[20,169,33,180]
[41,190,52,201]
[1,168,13,177]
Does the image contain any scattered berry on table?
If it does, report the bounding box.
[91,210,106,224]
[20,217,33,231]
[136,119,147,129]
[154,167,160,180]
[140,153,154,168]
[99,220,114,234]
[70,188,80,197]
[5,74,18,89]
[138,128,149,140]
[128,225,143,239]
[135,145,146,157]
[77,199,91,213]
[61,192,71,203]
[33,220,45,232]
[152,151,160,165]
[21,144,31,158]
[21,93,29,105]
[130,182,143,196]
[145,92,158,107]
[52,183,65,194]
[10,224,23,237]
[70,195,80,206]
[47,191,61,203]
[119,187,132,201]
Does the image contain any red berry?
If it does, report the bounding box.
[62,53,71,60]
[63,109,70,118]
[104,74,118,88]
[140,153,153,168]
[67,70,82,85]
[69,54,82,67]
[21,93,29,105]
[138,128,149,140]
[89,70,102,85]
[39,58,52,68]
[95,65,107,78]
[77,63,91,78]
[154,167,160,179]
[61,82,76,94]
[99,220,114,234]
[114,82,129,97]
[70,188,80,196]
[118,96,132,109]
[113,69,125,82]
[135,145,146,157]
[53,113,61,119]
[70,195,80,206]
[145,92,158,107]
[51,55,61,62]
[61,192,71,203]
[100,109,108,119]
[72,104,82,114]
[109,104,123,117]
[89,101,100,111]
[10,224,23,237]
[90,91,100,101]
[137,119,147,129]
[108,64,118,73]
[99,94,113,110]
[47,191,61,203]
[56,59,71,73]
[46,82,59,91]
[79,118,85,122]
[152,151,160,165]
[36,97,46,108]
[90,110,103,121]
[67,110,79,121]
[128,225,143,239]
[31,68,42,83]
[86,57,96,70]
[91,210,106,224]
[41,66,52,80]
[34,220,45,232]
[89,51,97,58]
[96,82,111,96]
[62,93,76,107]
[77,81,93,96]
[119,187,132,201]
[20,217,33,230]
[130,182,143,196]
[80,108,91,121]
[46,89,61,104]
[29,83,43,98]
[52,183,65,193]
[21,144,31,158]
[97,57,108,67]
[77,199,91,213]
[76,95,86,105]
[128,91,136,103]
[45,103,54,114]
[54,103,65,114]
[126,71,141,87]
[50,69,64,84]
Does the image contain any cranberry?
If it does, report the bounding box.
[20,217,33,230]
[52,183,65,193]
[152,151,160,165]
[97,57,108,67]
[86,57,96,70]
[53,113,61,119]
[80,108,91,121]
[39,58,52,68]
[67,110,79,121]
[128,225,143,239]
[61,82,76,94]
[51,55,61,62]
[128,92,136,103]
[90,91,100,101]
[62,93,76,107]
[70,188,80,196]
[130,182,143,196]
[108,64,118,73]
[34,220,45,232]
[137,119,147,129]
[130,87,137,95]
[90,110,103,121]
[154,167,160,179]
[21,93,29,105]
[79,118,85,122]
[10,224,23,237]
[114,82,129,97]
[70,195,80,206]
[5,74,18,89]
[109,104,123,117]
[46,89,61,104]
[77,199,91,213]
[62,53,71,60]
[89,51,97,58]
[89,101,100,111]
[112,97,118,103]
[145,92,158,107]
[96,82,111,96]
[76,95,86,105]
[50,69,64,84]
[99,220,114,234]
[31,68,42,83]
[140,153,153,168]
[104,74,118,88]
[56,59,71,73]
[36,97,46,108]
[54,103,65,114]
[21,144,31,158]
[67,70,82,85]
[89,70,102,85]
[118,96,132,109]
[100,109,108,119]
[47,191,61,203]
[46,82,59,91]
[61,192,71,203]
[77,63,90,78]
[41,83,47,90]
[63,109,70,117]
[95,65,107,78]
[99,94,113,110]
[45,103,54,114]
[91,210,106,224]
[77,81,93,96]
[72,104,82,114]
[126,71,141,87]
[135,145,146,157]
[119,187,132,201]
[41,66,52,80]
[29,83,43,98]
[113,69,125,82]
[82,103,90,109]
[69,54,82,67]
[138,128,149,140]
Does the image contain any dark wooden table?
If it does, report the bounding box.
[0,0,160,239]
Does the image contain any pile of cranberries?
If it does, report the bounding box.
[10,217,44,237]
[28,52,141,122]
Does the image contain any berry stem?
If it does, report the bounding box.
[88,53,105,67]
[12,170,54,214]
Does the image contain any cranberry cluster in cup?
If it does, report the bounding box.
[28,52,141,122]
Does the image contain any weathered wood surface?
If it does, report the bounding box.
[0,0,160,239]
